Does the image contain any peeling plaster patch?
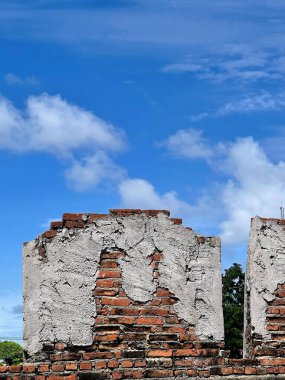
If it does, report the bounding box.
[23,213,224,356]
[246,216,285,348]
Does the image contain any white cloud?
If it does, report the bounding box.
[0,94,124,155]
[4,73,38,86]
[190,91,285,122]
[161,130,285,247]
[217,91,285,116]
[119,178,192,217]
[66,152,126,191]
[0,94,126,190]
[220,137,285,245]
[161,128,213,159]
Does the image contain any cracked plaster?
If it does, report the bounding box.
[23,213,224,357]
[245,216,285,354]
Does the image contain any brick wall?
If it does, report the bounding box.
[3,211,285,378]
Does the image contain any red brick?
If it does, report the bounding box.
[267,324,279,331]
[50,353,62,361]
[147,349,173,357]
[175,349,200,357]
[9,366,22,373]
[101,298,130,307]
[61,353,81,361]
[96,279,114,287]
[95,289,118,296]
[187,369,198,376]
[267,307,280,314]
[43,230,57,238]
[163,326,186,334]
[122,370,143,379]
[109,360,119,368]
[50,221,63,229]
[118,316,135,324]
[23,365,36,373]
[55,342,66,351]
[160,298,176,305]
[100,261,119,269]
[51,363,64,371]
[95,333,119,341]
[139,308,168,316]
[94,360,107,369]
[245,367,257,374]
[65,220,85,228]
[135,317,163,325]
[35,376,46,380]
[111,308,139,316]
[145,369,173,378]
[101,252,124,259]
[62,213,83,221]
[109,209,142,215]
[65,363,78,371]
[80,361,92,370]
[152,252,162,261]
[38,364,49,372]
[88,213,108,221]
[48,376,76,380]
[156,288,171,297]
[97,270,121,279]
[0,366,7,373]
[175,359,194,366]
[134,360,146,367]
[112,371,122,380]
[121,360,133,368]
[170,218,182,225]
[221,367,233,375]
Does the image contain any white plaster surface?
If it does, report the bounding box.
[23,213,224,356]
[245,216,285,346]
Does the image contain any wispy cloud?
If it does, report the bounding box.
[190,91,285,121]
[4,73,38,87]
[162,45,285,83]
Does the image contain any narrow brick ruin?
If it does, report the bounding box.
[1,210,285,379]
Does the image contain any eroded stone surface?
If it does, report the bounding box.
[245,216,285,355]
[23,212,224,356]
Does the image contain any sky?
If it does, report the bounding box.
[1,0,285,341]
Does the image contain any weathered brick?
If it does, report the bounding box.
[101,298,130,307]
[43,230,57,238]
[147,349,172,357]
[97,270,121,279]
[51,363,64,372]
[9,366,22,373]
[135,317,163,325]
[38,364,50,372]
[62,213,83,221]
[23,365,36,373]
[79,361,92,370]
[145,369,173,378]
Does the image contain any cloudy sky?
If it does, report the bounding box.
[1,0,285,341]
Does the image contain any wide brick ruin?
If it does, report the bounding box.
[2,210,285,379]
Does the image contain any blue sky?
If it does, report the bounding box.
[1,0,285,341]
